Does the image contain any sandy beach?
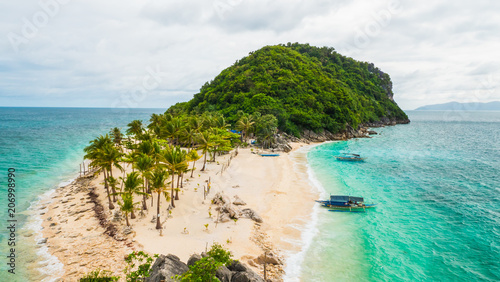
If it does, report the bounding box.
[35,142,319,281]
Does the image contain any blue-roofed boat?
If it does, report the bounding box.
[334,153,366,161]
[316,195,376,212]
[259,153,280,157]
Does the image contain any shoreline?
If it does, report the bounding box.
[33,142,323,281]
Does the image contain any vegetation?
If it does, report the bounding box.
[175,243,233,282]
[79,269,119,282]
[123,251,158,282]
[170,43,408,137]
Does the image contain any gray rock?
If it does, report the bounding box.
[146,254,189,282]
[216,265,232,282]
[123,227,133,235]
[232,195,246,206]
[227,260,247,272]
[219,213,231,223]
[37,238,47,244]
[231,271,264,282]
[187,254,201,267]
[240,208,263,223]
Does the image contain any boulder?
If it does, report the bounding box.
[146,254,189,282]
[227,260,247,272]
[187,254,201,267]
[219,213,231,223]
[216,265,232,282]
[37,238,47,244]
[213,193,230,205]
[231,271,264,282]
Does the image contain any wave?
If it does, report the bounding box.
[283,142,331,281]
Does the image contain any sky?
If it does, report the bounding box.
[1,0,499,110]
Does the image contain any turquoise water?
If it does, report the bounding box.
[0,107,163,281]
[300,111,500,281]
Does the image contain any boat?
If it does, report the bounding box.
[316,195,376,212]
[259,153,280,157]
[334,153,366,161]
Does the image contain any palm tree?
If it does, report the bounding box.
[118,193,135,227]
[236,115,255,143]
[162,146,187,205]
[84,135,115,210]
[110,127,124,148]
[149,167,169,229]
[195,131,215,171]
[134,154,154,210]
[127,120,143,143]
[121,171,144,219]
[187,150,201,178]
[101,144,123,202]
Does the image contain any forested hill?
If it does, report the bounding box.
[169,43,409,137]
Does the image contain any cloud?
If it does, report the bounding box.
[0,0,499,109]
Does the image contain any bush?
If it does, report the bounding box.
[175,243,233,282]
[79,269,119,282]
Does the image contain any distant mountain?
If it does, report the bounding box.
[415,101,500,111]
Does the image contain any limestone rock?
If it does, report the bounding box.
[37,238,47,244]
[145,254,189,282]
[216,265,232,282]
[240,208,263,223]
[187,254,201,267]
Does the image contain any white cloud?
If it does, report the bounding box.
[0,0,499,109]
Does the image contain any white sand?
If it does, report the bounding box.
[40,142,319,281]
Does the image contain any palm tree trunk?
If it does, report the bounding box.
[171,174,176,207]
[175,174,180,200]
[125,212,130,227]
[156,192,162,229]
[190,160,196,178]
[103,169,115,210]
[142,177,148,210]
[201,150,207,171]
[180,173,184,188]
[131,208,136,219]
[109,167,117,202]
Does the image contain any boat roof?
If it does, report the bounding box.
[330,195,364,202]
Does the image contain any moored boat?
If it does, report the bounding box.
[334,153,366,161]
[316,195,376,212]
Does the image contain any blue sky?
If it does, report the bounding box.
[1,0,499,110]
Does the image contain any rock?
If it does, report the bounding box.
[37,238,47,244]
[150,216,157,223]
[123,227,133,235]
[255,252,282,265]
[219,213,231,223]
[232,195,246,206]
[240,208,263,223]
[231,271,265,282]
[187,254,201,267]
[227,260,247,272]
[216,265,232,282]
[146,254,189,282]
[49,223,57,227]
[213,193,230,205]
[367,130,378,135]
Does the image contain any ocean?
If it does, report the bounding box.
[294,111,500,281]
[1,108,499,281]
[0,107,163,281]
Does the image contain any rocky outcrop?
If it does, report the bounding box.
[145,254,189,282]
[147,254,265,282]
[213,193,262,223]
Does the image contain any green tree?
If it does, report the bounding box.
[149,167,169,230]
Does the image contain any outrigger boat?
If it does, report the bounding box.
[334,153,366,162]
[316,195,376,212]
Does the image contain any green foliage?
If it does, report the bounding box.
[124,251,158,282]
[79,269,119,282]
[172,43,408,136]
[175,243,233,282]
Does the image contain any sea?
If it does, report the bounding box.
[0,108,499,281]
[0,107,163,281]
[287,110,500,282]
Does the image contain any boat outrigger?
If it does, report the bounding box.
[316,195,376,212]
[334,153,366,161]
